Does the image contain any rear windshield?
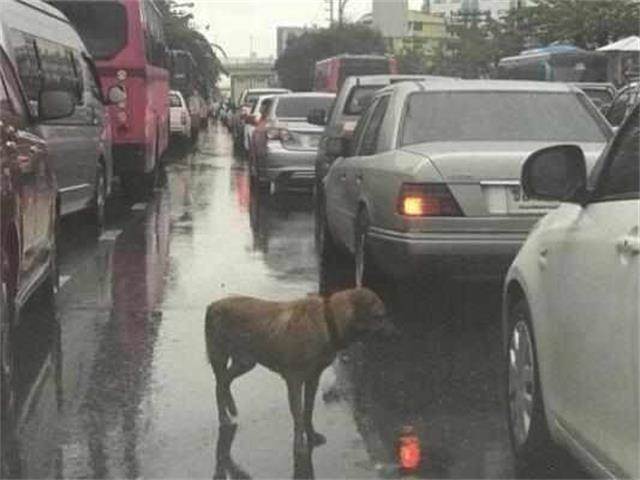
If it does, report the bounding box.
[401,91,608,145]
[275,96,334,119]
[52,1,127,60]
[245,91,285,105]
[344,86,379,115]
[170,94,182,107]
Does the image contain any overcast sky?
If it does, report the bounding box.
[191,0,423,59]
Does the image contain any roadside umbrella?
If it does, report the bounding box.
[598,36,640,52]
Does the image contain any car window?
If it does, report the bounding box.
[350,99,376,156]
[358,95,390,156]
[0,49,28,121]
[607,88,632,126]
[170,94,182,107]
[595,111,639,201]
[344,86,379,115]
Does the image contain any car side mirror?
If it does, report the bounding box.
[38,90,76,121]
[307,108,327,126]
[521,145,588,204]
[326,136,350,158]
[107,85,127,105]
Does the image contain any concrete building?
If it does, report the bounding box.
[359,0,447,63]
[424,0,528,20]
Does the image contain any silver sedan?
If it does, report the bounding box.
[319,80,612,285]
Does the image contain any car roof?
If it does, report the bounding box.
[245,88,290,93]
[342,74,454,88]
[275,92,336,99]
[376,79,579,96]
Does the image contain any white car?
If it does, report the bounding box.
[503,104,639,478]
[169,91,191,139]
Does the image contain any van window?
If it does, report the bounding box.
[9,30,41,104]
[50,1,128,61]
[36,38,83,104]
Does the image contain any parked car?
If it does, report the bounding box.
[605,81,639,126]
[312,74,455,212]
[1,0,113,229]
[1,41,73,470]
[232,87,291,150]
[252,92,335,192]
[503,104,639,478]
[571,82,617,113]
[169,90,192,140]
[319,80,612,287]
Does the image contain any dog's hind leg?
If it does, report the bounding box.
[303,372,326,446]
[224,356,256,417]
[286,378,306,455]
[211,351,234,425]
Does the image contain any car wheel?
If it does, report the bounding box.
[354,209,385,291]
[0,254,19,478]
[507,298,556,474]
[89,163,107,234]
[319,204,353,296]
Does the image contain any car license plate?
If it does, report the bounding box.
[506,185,557,214]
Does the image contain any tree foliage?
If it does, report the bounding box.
[156,1,225,97]
[275,24,387,91]
[525,0,640,49]
[431,0,640,78]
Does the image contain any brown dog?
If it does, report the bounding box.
[205,287,394,453]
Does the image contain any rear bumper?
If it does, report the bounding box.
[368,227,528,278]
[258,143,317,185]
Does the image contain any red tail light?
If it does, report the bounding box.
[397,183,463,217]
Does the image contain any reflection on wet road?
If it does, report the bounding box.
[7,124,584,478]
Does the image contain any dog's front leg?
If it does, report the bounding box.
[304,373,326,446]
[286,378,306,454]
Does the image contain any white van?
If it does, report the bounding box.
[0,0,113,229]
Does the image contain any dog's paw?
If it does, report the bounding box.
[307,431,326,447]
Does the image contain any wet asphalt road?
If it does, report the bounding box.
[6,124,586,479]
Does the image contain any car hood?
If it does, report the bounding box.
[401,141,607,182]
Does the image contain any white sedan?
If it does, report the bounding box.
[503,105,639,478]
[169,90,191,140]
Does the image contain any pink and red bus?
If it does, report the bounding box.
[51,0,170,196]
[314,54,398,93]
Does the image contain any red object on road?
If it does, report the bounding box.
[397,426,421,472]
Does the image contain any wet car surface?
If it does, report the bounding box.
[6,124,587,479]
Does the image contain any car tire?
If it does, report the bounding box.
[0,249,19,478]
[319,204,353,296]
[354,209,386,292]
[506,297,557,475]
[88,163,107,234]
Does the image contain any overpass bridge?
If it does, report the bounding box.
[221,57,278,103]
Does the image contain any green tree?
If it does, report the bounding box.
[525,0,640,49]
[156,1,225,97]
[275,24,387,91]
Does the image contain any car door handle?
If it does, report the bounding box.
[617,228,640,256]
